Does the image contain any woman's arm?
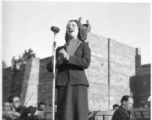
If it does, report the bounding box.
[47,60,53,72]
[47,46,63,72]
[67,42,91,69]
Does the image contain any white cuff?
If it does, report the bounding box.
[66,55,69,61]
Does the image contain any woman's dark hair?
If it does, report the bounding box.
[65,19,88,42]
[121,95,132,103]
[3,100,10,105]
[38,102,46,107]
[8,95,19,103]
[113,104,119,109]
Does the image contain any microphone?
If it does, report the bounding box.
[51,26,60,33]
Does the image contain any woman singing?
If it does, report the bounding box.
[47,19,91,120]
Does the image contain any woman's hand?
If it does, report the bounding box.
[59,49,69,61]
[12,112,20,117]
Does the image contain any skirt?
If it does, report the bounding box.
[56,82,88,120]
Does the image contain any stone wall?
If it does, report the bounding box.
[85,34,109,110]
[86,33,136,110]
[20,59,40,107]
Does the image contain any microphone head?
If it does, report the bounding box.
[51,26,60,33]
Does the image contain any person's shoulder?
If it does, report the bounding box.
[115,107,128,117]
[113,108,123,115]
[112,107,129,120]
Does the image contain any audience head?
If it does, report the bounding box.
[113,104,119,110]
[86,20,89,24]
[129,92,133,97]
[8,95,21,109]
[78,17,82,22]
[38,102,46,111]
[121,95,133,111]
[3,101,11,111]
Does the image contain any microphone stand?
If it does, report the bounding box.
[52,32,57,120]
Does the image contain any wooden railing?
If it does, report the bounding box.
[130,107,151,120]
[94,110,114,120]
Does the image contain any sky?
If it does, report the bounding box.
[2,1,151,67]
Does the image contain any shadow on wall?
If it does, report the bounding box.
[2,63,27,102]
[135,48,141,75]
[129,49,151,108]
[129,74,151,108]
[3,67,14,102]
[38,56,55,106]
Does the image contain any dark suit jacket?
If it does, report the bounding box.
[112,107,130,120]
[47,42,91,86]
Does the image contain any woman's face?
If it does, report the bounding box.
[66,21,79,39]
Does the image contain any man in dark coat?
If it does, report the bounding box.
[112,95,133,120]
[8,95,36,120]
